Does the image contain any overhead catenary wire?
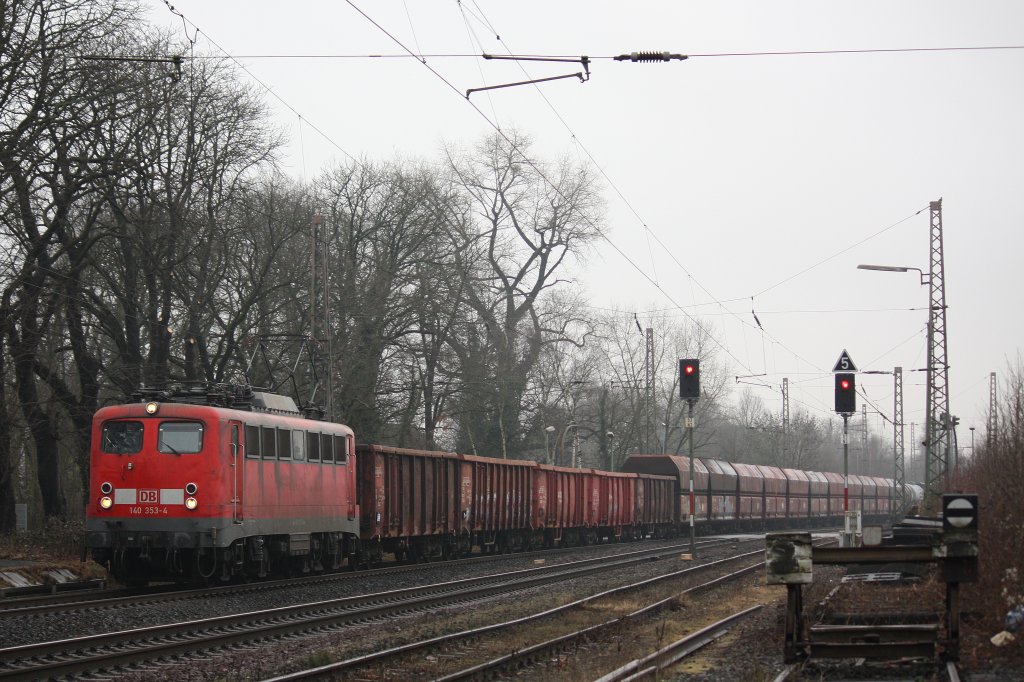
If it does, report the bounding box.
[450,3,812,384]
[341,0,765,382]
[158,3,959,423]
[156,1,765,388]
[155,5,935,379]
[142,44,1024,60]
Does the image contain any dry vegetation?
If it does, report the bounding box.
[0,517,107,585]
[0,517,82,563]
[954,362,1024,670]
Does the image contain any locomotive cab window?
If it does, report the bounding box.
[157,422,203,454]
[307,432,321,462]
[245,425,260,458]
[277,428,292,460]
[332,434,347,464]
[320,433,334,463]
[101,421,143,454]
[291,430,305,461]
[261,426,277,459]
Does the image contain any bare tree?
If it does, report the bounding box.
[0,0,143,522]
[90,41,283,393]
[444,131,602,457]
[314,159,452,441]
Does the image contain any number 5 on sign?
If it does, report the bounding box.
[832,350,858,373]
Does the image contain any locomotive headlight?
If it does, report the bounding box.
[99,496,113,509]
[145,402,159,415]
[185,497,198,510]
[100,481,113,495]
[184,482,198,495]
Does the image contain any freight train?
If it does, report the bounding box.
[85,385,911,585]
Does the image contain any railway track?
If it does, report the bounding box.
[0,538,724,680]
[0,537,730,619]
[260,543,778,681]
[770,660,963,682]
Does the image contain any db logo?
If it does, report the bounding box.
[139,489,158,503]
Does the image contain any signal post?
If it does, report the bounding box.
[679,359,700,558]
[833,350,858,547]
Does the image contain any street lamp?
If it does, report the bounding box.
[660,423,683,452]
[858,262,948,512]
[559,422,577,467]
[606,431,615,471]
[543,425,555,463]
[969,426,975,455]
[857,263,930,286]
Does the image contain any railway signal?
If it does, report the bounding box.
[942,494,978,532]
[679,359,700,400]
[834,373,856,414]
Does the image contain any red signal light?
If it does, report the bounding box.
[834,373,856,413]
[679,359,700,399]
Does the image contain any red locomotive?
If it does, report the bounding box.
[86,386,358,584]
[86,386,903,585]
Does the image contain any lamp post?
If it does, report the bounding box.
[543,425,555,463]
[969,426,975,456]
[858,262,948,512]
[559,422,577,468]
[606,431,615,470]
[660,423,683,452]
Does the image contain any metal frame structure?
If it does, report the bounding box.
[924,199,951,513]
[988,371,997,449]
[893,367,906,517]
[782,378,790,462]
[310,214,333,422]
[645,327,654,452]
[862,404,869,474]
[768,496,978,665]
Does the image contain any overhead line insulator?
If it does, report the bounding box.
[614,51,688,62]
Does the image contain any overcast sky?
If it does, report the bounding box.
[151,1,1024,453]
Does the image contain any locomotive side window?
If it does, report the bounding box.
[277,428,292,459]
[307,432,321,462]
[320,433,334,463]
[157,422,203,454]
[245,425,260,458]
[101,421,143,454]
[291,430,305,461]
[332,434,347,463]
[261,426,277,459]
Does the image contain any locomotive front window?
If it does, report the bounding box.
[101,421,143,454]
[157,421,203,454]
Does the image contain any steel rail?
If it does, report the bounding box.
[430,538,836,682]
[0,537,731,617]
[0,540,707,680]
[263,545,775,681]
[598,605,764,682]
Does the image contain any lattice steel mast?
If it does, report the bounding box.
[988,371,998,449]
[310,214,333,421]
[893,366,905,517]
[924,199,951,512]
[862,404,868,474]
[782,378,790,463]
[645,327,654,452]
